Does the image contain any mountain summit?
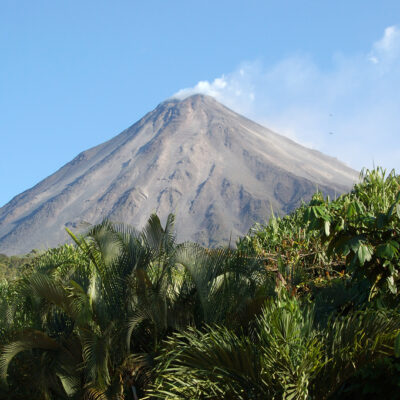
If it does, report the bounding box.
[0,94,357,254]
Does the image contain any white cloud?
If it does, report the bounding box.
[173,26,400,173]
[374,26,400,53]
[173,68,257,116]
[173,77,228,99]
[368,26,400,68]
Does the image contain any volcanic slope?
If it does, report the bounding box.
[0,94,358,254]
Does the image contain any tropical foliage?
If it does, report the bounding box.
[1,168,400,399]
[0,253,33,281]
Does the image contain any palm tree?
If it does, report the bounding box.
[0,215,163,399]
[0,213,270,399]
[147,291,400,400]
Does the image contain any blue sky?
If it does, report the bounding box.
[1,1,400,206]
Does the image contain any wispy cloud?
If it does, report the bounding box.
[173,26,400,173]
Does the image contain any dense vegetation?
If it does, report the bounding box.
[1,168,400,399]
[0,253,34,282]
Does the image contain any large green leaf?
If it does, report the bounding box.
[376,241,399,260]
[357,244,373,266]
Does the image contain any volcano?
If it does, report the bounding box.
[0,94,357,255]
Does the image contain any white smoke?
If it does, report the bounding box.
[173,26,400,173]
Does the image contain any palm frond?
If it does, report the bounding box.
[81,328,111,389]
[141,213,176,256]
[148,325,268,400]
[0,329,59,382]
[315,308,400,398]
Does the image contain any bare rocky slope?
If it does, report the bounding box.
[0,94,358,255]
